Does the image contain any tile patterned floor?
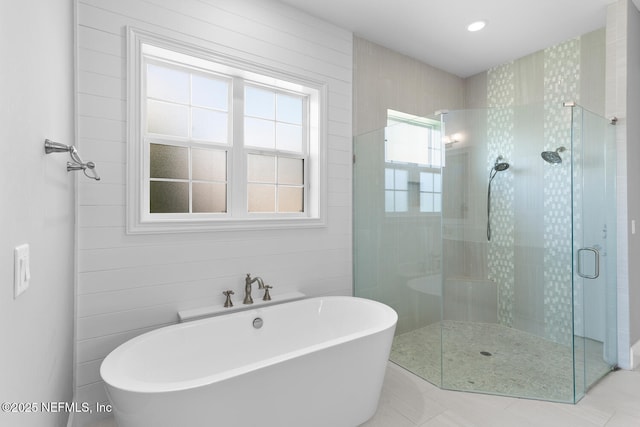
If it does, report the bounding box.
[391,321,612,402]
[361,362,640,427]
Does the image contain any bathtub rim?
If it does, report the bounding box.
[100,296,397,394]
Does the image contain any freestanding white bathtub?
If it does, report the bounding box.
[100,296,397,427]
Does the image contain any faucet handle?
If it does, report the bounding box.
[263,285,273,301]
[223,290,235,308]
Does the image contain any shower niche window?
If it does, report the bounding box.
[384,168,441,214]
[384,110,442,214]
[419,172,441,213]
[385,109,443,167]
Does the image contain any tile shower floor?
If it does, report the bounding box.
[391,321,612,402]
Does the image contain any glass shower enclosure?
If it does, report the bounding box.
[353,103,617,403]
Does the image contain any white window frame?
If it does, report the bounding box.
[126,28,327,234]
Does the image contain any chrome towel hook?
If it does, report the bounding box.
[44,139,100,181]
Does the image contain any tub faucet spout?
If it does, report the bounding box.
[244,274,265,304]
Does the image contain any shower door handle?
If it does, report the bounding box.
[577,247,600,279]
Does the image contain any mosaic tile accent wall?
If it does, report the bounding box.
[487,63,516,327]
[486,38,582,344]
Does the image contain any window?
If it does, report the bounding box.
[127,29,326,233]
[244,85,306,214]
[419,171,442,213]
[385,110,442,168]
[385,168,408,212]
[146,61,231,214]
[384,110,442,214]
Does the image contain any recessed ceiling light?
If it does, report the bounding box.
[467,20,486,32]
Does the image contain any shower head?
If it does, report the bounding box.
[492,156,510,172]
[493,162,510,172]
[541,146,566,164]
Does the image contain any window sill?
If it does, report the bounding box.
[126,215,326,234]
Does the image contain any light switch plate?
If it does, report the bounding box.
[14,244,30,298]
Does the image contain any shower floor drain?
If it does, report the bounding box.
[480,351,492,356]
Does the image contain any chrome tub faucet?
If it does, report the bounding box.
[244,273,265,304]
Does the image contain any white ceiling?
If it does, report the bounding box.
[278,0,627,78]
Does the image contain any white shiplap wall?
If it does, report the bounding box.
[74,0,352,419]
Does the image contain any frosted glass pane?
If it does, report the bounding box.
[278,186,303,212]
[192,148,226,182]
[394,169,408,190]
[150,144,188,179]
[278,157,303,185]
[192,74,228,110]
[421,193,434,212]
[147,64,189,103]
[430,148,442,167]
[245,86,274,119]
[395,191,408,212]
[385,122,429,164]
[434,193,442,212]
[385,190,394,212]
[147,100,188,137]
[421,172,433,192]
[276,94,303,124]
[276,123,302,152]
[434,173,442,191]
[385,169,394,190]
[192,108,228,142]
[193,182,226,213]
[150,181,189,213]
[248,154,275,183]
[245,117,275,149]
[248,184,275,212]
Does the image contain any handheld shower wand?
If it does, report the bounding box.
[487,156,510,241]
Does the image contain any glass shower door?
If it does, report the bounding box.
[440,103,579,402]
[572,105,617,400]
[353,104,617,404]
[353,116,444,388]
